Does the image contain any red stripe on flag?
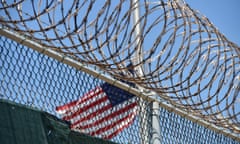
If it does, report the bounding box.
[56,84,138,139]
[104,112,136,139]
[91,111,136,137]
[56,87,103,112]
[72,102,137,129]
[63,95,109,121]
[70,103,113,129]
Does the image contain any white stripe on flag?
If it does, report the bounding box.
[61,92,108,121]
[72,97,137,134]
[71,96,137,129]
[56,86,138,139]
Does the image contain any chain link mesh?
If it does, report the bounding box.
[1,0,240,143]
[1,35,239,143]
[0,0,239,135]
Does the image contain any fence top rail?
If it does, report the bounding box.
[1,27,239,141]
[0,0,240,141]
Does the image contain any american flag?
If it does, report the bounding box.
[56,82,138,139]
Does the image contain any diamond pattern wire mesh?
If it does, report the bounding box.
[0,0,240,143]
[0,0,239,136]
[1,36,239,143]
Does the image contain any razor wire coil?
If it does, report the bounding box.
[0,0,239,137]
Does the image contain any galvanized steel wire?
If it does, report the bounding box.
[0,0,239,137]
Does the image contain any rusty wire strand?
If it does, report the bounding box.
[0,0,239,135]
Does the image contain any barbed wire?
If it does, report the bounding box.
[0,0,239,135]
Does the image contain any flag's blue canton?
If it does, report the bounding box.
[101,83,135,106]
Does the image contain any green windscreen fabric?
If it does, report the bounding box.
[0,99,117,144]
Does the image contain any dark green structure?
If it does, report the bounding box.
[0,99,117,144]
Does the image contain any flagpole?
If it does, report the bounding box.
[131,1,148,144]
[151,101,161,144]
[131,1,161,144]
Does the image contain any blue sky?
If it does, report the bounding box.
[185,0,240,46]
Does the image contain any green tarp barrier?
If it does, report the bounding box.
[0,99,117,144]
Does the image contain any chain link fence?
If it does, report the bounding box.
[1,35,239,143]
